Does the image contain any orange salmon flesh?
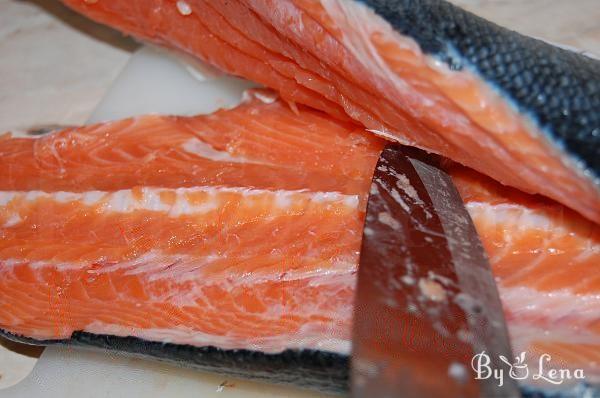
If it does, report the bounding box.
[61,0,600,225]
[0,94,598,383]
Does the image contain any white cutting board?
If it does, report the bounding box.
[1,46,336,398]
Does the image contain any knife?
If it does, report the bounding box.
[351,144,520,398]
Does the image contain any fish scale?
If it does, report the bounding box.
[363,0,600,172]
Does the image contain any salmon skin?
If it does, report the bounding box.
[61,0,600,224]
[0,93,598,395]
[0,332,350,393]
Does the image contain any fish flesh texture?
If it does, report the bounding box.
[61,0,600,225]
[1,94,598,392]
[0,94,379,392]
[449,164,600,392]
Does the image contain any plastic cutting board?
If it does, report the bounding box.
[1,46,336,398]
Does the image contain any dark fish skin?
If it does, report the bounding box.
[0,329,349,394]
[361,0,600,178]
[3,330,598,397]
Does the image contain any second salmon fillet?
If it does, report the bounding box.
[61,0,600,224]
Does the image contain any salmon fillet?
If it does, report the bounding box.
[61,0,600,224]
[1,94,598,388]
[0,95,380,356]
[449,165,600,387]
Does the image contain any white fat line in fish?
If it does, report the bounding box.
[0,186,359,220]
[0,251,358,286]
[464,201,578,233]
[499,285,600,330]
[110,253,359,286]
[181,137,275,167]
[464,201,599,285]
[82,321,352,355]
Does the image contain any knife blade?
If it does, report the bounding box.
[351,144,519,398]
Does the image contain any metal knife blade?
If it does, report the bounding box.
[351,144,519,398]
